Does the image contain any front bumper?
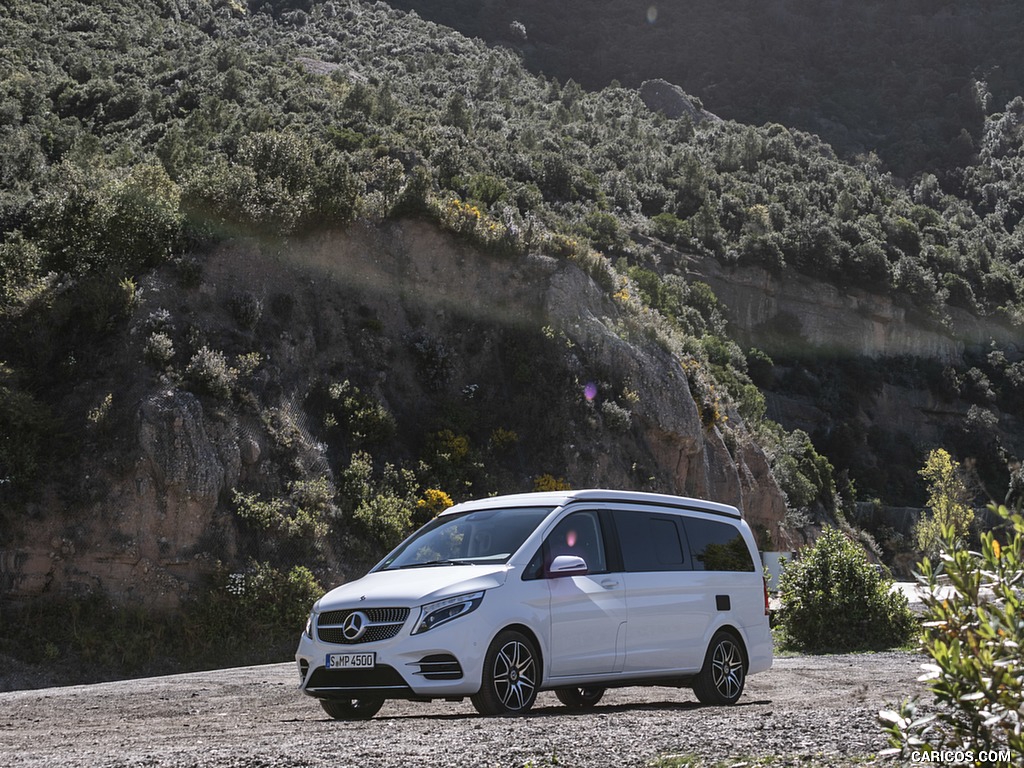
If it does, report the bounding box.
[295,615,489,700]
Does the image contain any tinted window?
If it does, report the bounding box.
[613,510,686,571]
[684,518,755,572]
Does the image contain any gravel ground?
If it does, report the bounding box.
[0,652,929,767]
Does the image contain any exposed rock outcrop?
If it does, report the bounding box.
[543,263,791,548]
[1,220,794,609]
[691,254,1019,362]
[640,79,720,123]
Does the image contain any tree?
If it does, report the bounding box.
[915,449,974,558]
[880,505,1023,766]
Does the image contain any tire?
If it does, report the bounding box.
[319,697,384,720]
[692,630,746,706]
[554,686,605,708]
[471,629,539,716]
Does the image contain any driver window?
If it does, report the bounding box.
[545,510,607,574]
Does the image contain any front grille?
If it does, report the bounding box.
[411,653,463,680]
[320,607,409,625]
[319,624,403,644]
[305,664,411,694]
[316,607,410,645]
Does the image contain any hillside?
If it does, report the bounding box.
[1,0,1023,675]
[388,0,1024,180]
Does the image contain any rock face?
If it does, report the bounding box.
[686,252,1023,518]
[1,390,244,611]
[639,79,719,123]
[542,265,790,547]
[0,220,794,610]
[691,254,1019,362]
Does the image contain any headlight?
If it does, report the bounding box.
[304,611,314,639]
[412,591,485,635]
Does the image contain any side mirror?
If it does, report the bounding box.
[549,555,588,577]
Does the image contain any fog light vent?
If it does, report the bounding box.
[413,654,463,680]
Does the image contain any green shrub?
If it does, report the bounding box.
[341,451,419,550]
[182,560,323,665]
[0,563,321,678]
[185,346,237,399]
[880,505,1023,765]
[0,367,53,494]
[0,595,176,675]
[762,425,837,512]
[324,380,396,444]
[915,448,974,558]
[353,492,414,549]
[228,290,263,330]
[778,527,915,651]
[0,232,42,305]
[143,331,175,370]
[223,560,321,632]
[232,476,333,542]
[600,400,632,432]
[488,427,519,451]
[650,211,691,247]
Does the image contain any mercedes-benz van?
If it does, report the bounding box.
[295,489,772,719]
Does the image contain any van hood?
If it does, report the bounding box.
[315,564,509,612]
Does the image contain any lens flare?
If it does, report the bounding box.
[647,5,658,24]
[584,381,598,401]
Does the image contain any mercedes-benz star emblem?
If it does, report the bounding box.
[341,610,369,641]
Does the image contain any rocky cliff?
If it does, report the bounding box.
[690,255,1020,363]
[684,252,1023,507]
[1,220,793,610]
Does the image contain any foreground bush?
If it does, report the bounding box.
[778,526,915,651]
[880,505,1023,766]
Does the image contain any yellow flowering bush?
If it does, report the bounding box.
[437,196,505,245]
[417,488,454,520]
[489,427,519,451]
[432,429,470,462]
[534,473,572,492]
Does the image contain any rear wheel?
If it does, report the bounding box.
[554,686,605,708]
[471,629,539,716]
[692,630,746,705]
[319,697,384,720]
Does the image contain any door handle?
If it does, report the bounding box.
[601,579,620,589]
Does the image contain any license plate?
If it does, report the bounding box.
[326,652,376,669]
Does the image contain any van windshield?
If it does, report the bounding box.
[376,506,554,570]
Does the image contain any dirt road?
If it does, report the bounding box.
[0,652,927,767]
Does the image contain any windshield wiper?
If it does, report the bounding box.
[395,558,476,569]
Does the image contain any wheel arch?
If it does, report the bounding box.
[471,622,545,715]
[497,622,545,676]
[709,623,750,671]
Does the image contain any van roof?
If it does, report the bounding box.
[445,488,742,519]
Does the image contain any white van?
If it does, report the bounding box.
[295,489,772,719]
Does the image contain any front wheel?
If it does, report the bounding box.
[471,629,539,716]
[554,686,605,708]
[692,631,746,705]
[319,697,384,720]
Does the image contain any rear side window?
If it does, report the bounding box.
[684,518,755,572]
[613,510,687,571]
